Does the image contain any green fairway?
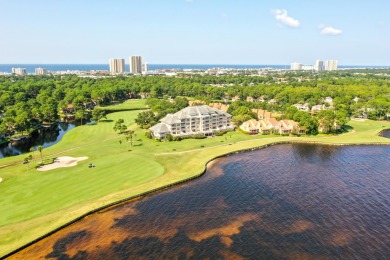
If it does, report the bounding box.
[0,112,389,256]
[99,99,147,111]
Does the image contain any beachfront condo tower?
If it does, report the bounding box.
[130,56,142,74]
[109,58,125,74]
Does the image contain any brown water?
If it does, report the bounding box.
[10,144,390,259]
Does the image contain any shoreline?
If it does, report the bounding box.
[3,138,390,258]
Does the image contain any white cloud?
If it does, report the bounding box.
[319,25,343,36]
[272,9,300,28]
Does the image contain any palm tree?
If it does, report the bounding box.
[24,155,33,170]
[24,157,29,170]
[38,145,43,163]
[30,147,35,162]
[126,130,136,150]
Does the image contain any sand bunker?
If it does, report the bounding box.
[37,156,88,171]
[0,177,3,183]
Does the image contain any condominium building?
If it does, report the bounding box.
[12,68,27,75]
[325,60,338,71]
[109,58,125,74]
[149,105,233,139]
[290,63,303,71]
[130,56,142,74]
[35,68,48,75]
[302,65,314,71]
[144,62,148,73]
[314,60,324,71]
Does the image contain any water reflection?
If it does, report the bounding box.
[11,144,390,259]
[0,122,76,158]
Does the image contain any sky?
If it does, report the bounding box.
[0,0,389,65]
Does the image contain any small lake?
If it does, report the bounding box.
[0,123,77,158]
[10,144,390,259]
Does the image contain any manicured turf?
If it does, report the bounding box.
[0,113,389,256]
[99,99,147,111]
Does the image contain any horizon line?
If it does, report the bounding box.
[1,63,390,67]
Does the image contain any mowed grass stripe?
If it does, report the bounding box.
[0,152,164,226]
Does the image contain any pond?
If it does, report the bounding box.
[0,123,77,158]
[11,144,390,259]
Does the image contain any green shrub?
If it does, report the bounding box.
[166,134,173,142]
[173,136,183,141]
[192,133,206,139]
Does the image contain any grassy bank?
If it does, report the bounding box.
[0,112,389,256]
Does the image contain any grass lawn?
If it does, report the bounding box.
[98,99,147,111]
[0,113,389,256]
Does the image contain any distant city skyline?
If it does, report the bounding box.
[1,1,389,65]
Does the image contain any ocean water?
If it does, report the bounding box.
[0,64,389,73]
[11,144,390,259]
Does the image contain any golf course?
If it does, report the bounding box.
[1,99,390,257]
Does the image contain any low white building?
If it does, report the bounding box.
[293,103,310,112]
[149,105,233,139]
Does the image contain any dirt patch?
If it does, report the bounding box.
[37,156,88,171]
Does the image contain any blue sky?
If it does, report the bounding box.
[0,0,389,65]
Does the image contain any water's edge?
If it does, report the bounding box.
[3,138,390,258]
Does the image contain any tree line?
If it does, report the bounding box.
[0,72,389,139]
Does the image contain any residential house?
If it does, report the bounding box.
[232,96,241,102]
[188,100,206,106]
[279,120,294,135]
[311,104,325,114]
[293,103,310,112]
[246,96,254,102]
[267,118,280,132]
[139,92,150,99]
[209,102,230,112]
[268,99,277,105]
[251,109,281,120]
[324,97,333,106]
[252,109,266,120]
[240,119,259,134]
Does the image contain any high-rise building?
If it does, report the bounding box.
[109,58,125,74]
[144,62,148,73]
[325,60,338,71]
[130,56,142,74]
[290,62,302,71]
[35,68,48,75]
[314,60,324,71]
[12,68,27,75]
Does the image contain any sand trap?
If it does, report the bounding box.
[37,156,88,171]
[352,118,367,122]
[0,177,3,183]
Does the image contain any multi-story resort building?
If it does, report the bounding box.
[12,68,27,75]
[290,62,303,71]
[325,60,338,71]
[35,68,48,75]
[109,58,125,74]
[315,60,324,71]
[149,105,233,139]
[130,56,142,74]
